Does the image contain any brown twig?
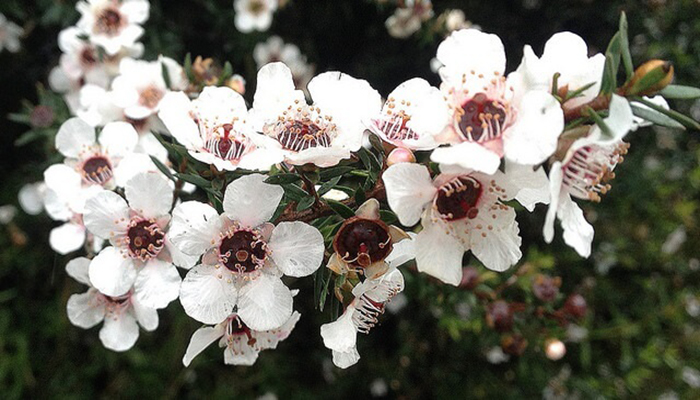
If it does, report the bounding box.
[563,94,611,122]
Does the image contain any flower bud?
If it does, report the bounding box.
[30,105,55,128]
[563,293,587,319]
[544,338,566,360]
[501,334,528,356]
[486,301,513,332]
[622,59,674,97]
[532,274,561,302]
[459,266,480,290]
[226,74,246,95]
[386,147,416,166]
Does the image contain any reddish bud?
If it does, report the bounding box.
[30,105,55,128]
[563,293,587,319]
[486,301,513,332]
[501,334,528,356]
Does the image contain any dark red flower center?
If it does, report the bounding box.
[277,119,331,152]
[333,217,392,268]
[457,93,506,142]
[127,220,165,261]
[81,156,114,186]
[96,8,123,35]
[377,115,419,141]
[219,230,267,273]
[435,176,483,221]
[80,48,98,67]
[205,123,247,161]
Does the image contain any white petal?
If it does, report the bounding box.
[44,164,82,197]
[224,340,260,365]
[431,142,502,175]
[134,259,182,309]
[558,194,594,258]
[469,205,522,272]
[165,236,199,269]
[88,247,138,297]
[18,183,45,215]
[182,323,226,367]
[99,121,139,158]
[131,297,159,331]
[99,311,139,352]
[503,162,550,211]
[332,348,361,369]
[50,222,86,255]
[269,221,324,277]
[414,218,465,286]
[589,94,633,143]
[66,256,91,285]
[157,92,203,150]
[83,191,130,239]
[113,152,157,188]
[543,162,564,243]
[56,118,96,158]
[237,274,293,331]
[67,290,105,328]
[180,264,237,324]
[383,163,436,226]
[252,62,303,127]
[169,201,221,256]
[120,0,150,24]
[223,174,283,228]
[125,172,173,219]
[386,232,416,268]
[437,29,506,82]
[320,305,357,352]
[503,91,564,165]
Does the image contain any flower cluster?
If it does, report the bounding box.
[12,0,697,370]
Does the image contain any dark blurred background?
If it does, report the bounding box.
[1,0,700,398]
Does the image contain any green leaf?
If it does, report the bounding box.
[219,61,233,85]
[13,130,44,146]
[161,61,172,90]
[600,32,621,94]
[380,210,398,225]
[619,12,634,80]
[317,176,342,196]
[184,53,195,83]
[281,183,308,202]
[296,196,316,212]
[659,84,700,99]
[585,107,614,140]
[7,113,30,125]
[551,72,561,96]
[630,103,685,130]
[177,173,212,188]
[632,96,700,131]
[319,166,355,180]
[354,186,366,205]
[565,81,597,101]
[149,156,177,182]
[265,173,300,185]
[357,147,381,172]
[326,199,355,219]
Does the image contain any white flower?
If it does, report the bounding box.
[0,205,16,225]
[234,0,277,33]
[321,268,405,369]
[543,95,633,257]
[170,173,325,329]
[385,1,433,39]
[159,86,284,171]
[83,172,198,310]
[182,311,300,366]
[383,162,548,283]
[253,36,315,90]
[56,27,112,89]
[369,78,450,150]
[18,182,46,216]
[0,13,23,53]
[65,257,159,352]
[432,29,564,174]
[76,0,149,55]
[516,32,605,109]
[111,56,187,120]
[251,62,381,167]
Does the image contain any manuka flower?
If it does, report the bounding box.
[65,257,159,352]
[544,95,633,257]
[159,86,284,171]
[76,0,149,55]
[0,13,23,53]
[369,78,450,151]
[432,29,564,174]
[251,62,381,168]
[234,0,277,33]
[383,162,547,284]
[253,36,315,91]
[83,172,196,309]
[170,174,325,330]
[182,311,301,367]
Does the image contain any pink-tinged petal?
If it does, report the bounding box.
[237,274,293,331]
[50,222,86,255]
[543,162,564,244]
[88,247,138,297]
[133,259,182,309]
[99,311,139,352]
[469,205,522,272]
[332,348,360,369]
[131,297,159,331]
[431,142,502,175]
[180,264,237,324]
[56,117,96,158]
[320,304,357,352]
[183,323,226,367]
[169,201,222,257]
[125,172,173,219]
[503,91,564,165]
[223,340,260,365]
[558,194,594,258]
[99,121,139,158]
[269,221,324,277]
[67,290,105,328]
[383,163,436,226]
[83,191,130,239]
[223,174,283,228]
[66,256,91,286]
[414,218,465,286]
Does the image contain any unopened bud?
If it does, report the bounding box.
[532,274,561,302]
[544,338,566,360]
[563,293,587,319]
[30,105,55,128]
[501,334,528,356]
[387,147,416,166]
[486,301,513,332]
[623,59,674,97]
[459,266,480,290]
[226,74,246,95]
